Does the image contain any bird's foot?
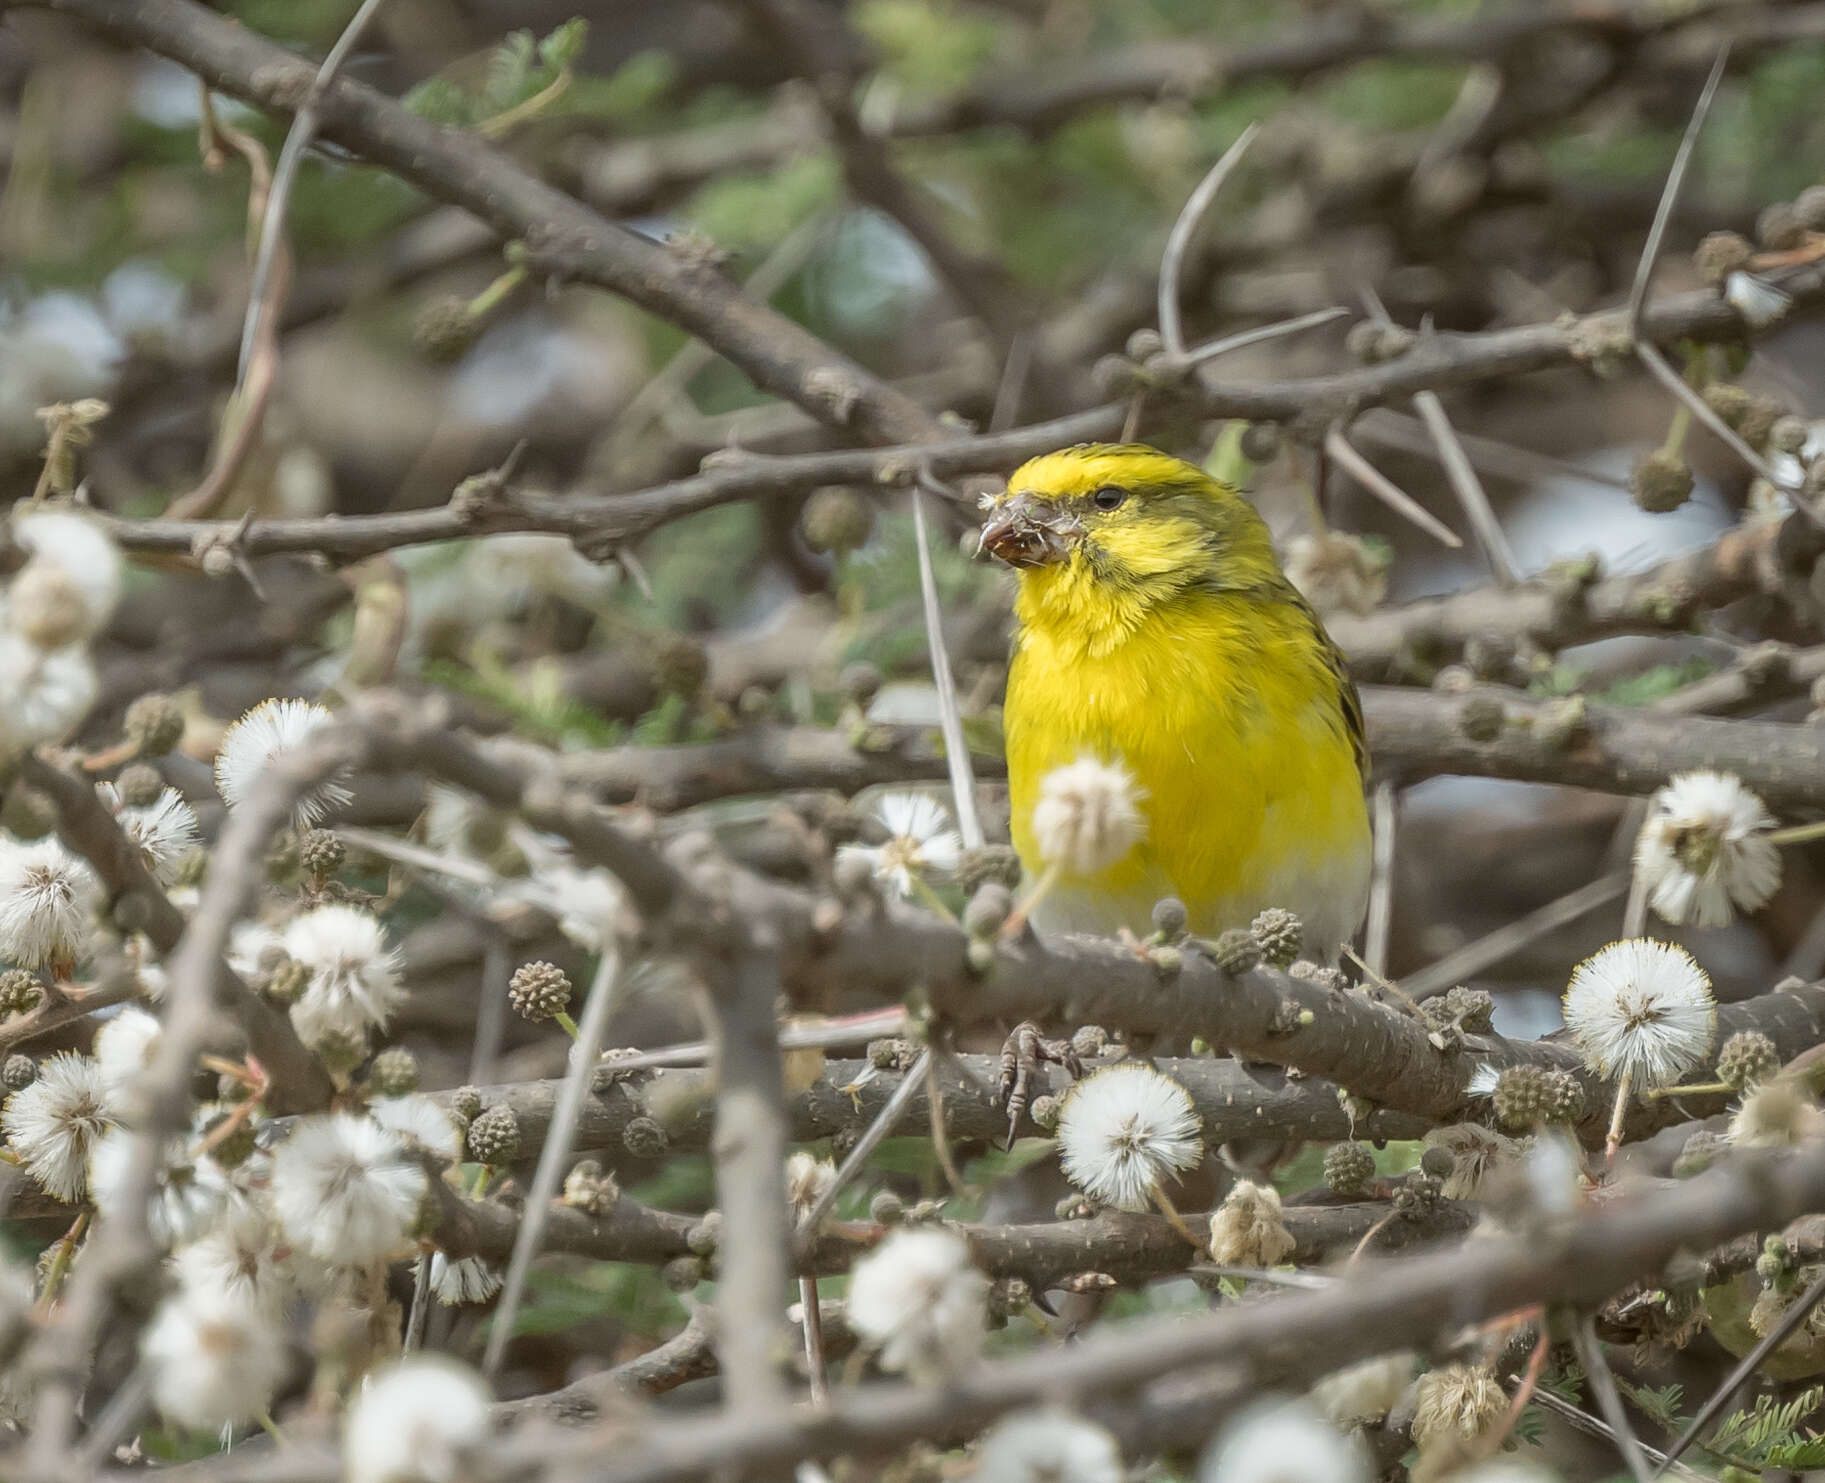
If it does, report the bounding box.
[995,1020,1083,1147]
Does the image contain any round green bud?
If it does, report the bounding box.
[1152,897,1189,939]
[368,1046,419,1097]
[1210,927,1261,975]
[1250,908,1302,969]
[124,693,186,757]
[1693,230,1754,286]
[0,970,42,1018]
[962,883,1013,941]
[298,829,345,879]
[1239,422,1282,464]
[869,1189,905,1225]
[800,487,877,555]
[1419,1146,1456,1181]
[956,845,1022,894]
[413,296,480,363]
[1717,1030,1781,1091]
[687,1212,722,1256]
[467,1103,522,1164]
[621,1115,669,1160]
[1631,450,1694,514]
[1758,201,1805,251]
[114,763,166,809]
[1794,185,1825,232]
[508,960,573,1023]
[264,955,310,1005]
[203,1112,258,1168]
[2,1053,35,1091]
[1029,1093,1062,1131]
[1323,1140,1376,1195]
[1070,1025,1108,1059]
[662,1255,705,1294]
[448,1085,483,1125]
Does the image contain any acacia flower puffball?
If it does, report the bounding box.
[87,1126,227,1247]
[369,1095,463,1162]
[343,1356,492,1483]
[98,782,200,886]
[142,1284,285,1431]
[0,631,97,753]
[269,1112,427,1267]
[2,1049,113,1200]
[845,1226,988,1379]
[971,1408,1124,1483]
[92,1003,162,1107]
[1562,938,1716,1087]
[1031,756,1146,876]
[0,834,100,968]
[168,1196,295,1315]
[281,904,405,1052]
[1056,1063,1203,1211]
[1200,1398,1370,1483]
[836,792,963,899]
[1634,771,1780,928]
[213,697,353,827]
[9,507,123,644]
[785,1150,836,1219]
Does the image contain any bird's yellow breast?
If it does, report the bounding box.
[1005,578,1370,955]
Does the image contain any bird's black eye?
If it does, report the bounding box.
[1092,486,1127,511]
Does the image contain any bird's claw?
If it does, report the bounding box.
[995,1020,1083,1147]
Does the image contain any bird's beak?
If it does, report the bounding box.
[977,495,1074,568]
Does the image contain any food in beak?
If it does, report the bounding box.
[977,497,1071,568]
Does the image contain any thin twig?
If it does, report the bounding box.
[1572,1314,1655,1483]
[1635,340,1792,488]
[1364,782,1397,977]
[799,1275,830,1404]
[1529,1388,1709,1483]
[1627,47,1730,338]
[483,942,623,1378]
[1157,123,1260,358]
[237,0,390,384]
[1403,873,1629,1001]
[803,1047,932,1236]
[1322,426,1464,548]
[1169,305,1350,370]
[404,1251,433,1354]
[912,473,984,849]
[1655,1265,1825,1475]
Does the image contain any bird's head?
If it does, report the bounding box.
[979,443,1279,622]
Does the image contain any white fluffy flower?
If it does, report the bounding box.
[846,1227,988,1380]
[9,507,122,643]
[227,919,285,982]
[1200,1398,1370,1483]
[1730,1078,1825,1149]
[169,1195,294,1315]
[0,834,99,968]
[422,1251,503,1306]
[1031,756,1146,876]
[1057,1063,1203,1211]
[1562,938,1716,1087]
[93,1004,162,1107]
[1207,1179,1295,1266]
[370,1095,463,1161]
[87,1127,227,1246]
[213,697,352,827]
[0,631,95,754]
[344,1356,492,1483]
[2,1050,113,1200]
[142,1284,284,1431]
[1634,771,1780,928]
[972,1409,1123,1483]
[98,783,200,885]
[282,904,405,1051]
[836,792,963,898]
[1725,270,1792,329]
[537,863,626,953]
[269,1113,426,1267]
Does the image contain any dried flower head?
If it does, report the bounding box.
[2,1049,113,1200]
[835,792,963,899]
[846,1226,988,1380]
[269,1113,427,1267]
[1410,1363,1508,1454]
[1200,1399,1370,1483]
[282,904,405,1053]
[1031,757,1145,876]
[0,835,100,969]
[214,697,353,827]
[1562,939,1715,1087]
[1207,1179,1296,1267]
[0,632,97,753]
[142,1285,285,1431]
[1634,771,1780,928]
[972,1408,1124,1483]
[1056,1063,1203,1211]
[343,1356,492,1483]
[97,783,201,886]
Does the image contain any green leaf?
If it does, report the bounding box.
[403,76,475,126]
[484,29,537,113]
[537,18,589,73]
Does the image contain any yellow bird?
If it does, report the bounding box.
[980,442,1371,958]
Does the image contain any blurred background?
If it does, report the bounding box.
[2,0,1825,1404]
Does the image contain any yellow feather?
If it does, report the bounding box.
[997,443,1371,954]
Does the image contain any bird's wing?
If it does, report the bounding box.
[1286,588,1368,783]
